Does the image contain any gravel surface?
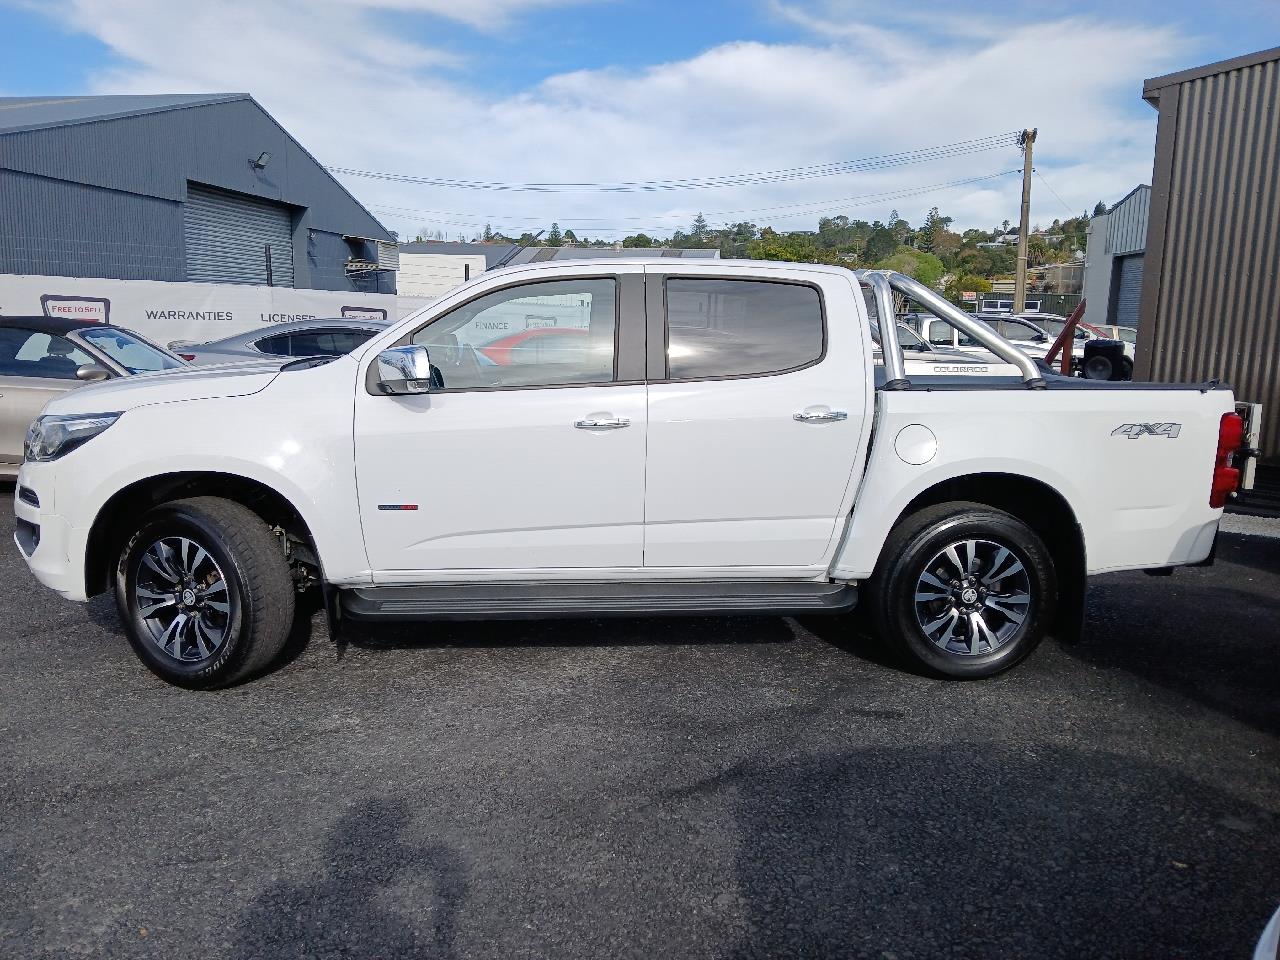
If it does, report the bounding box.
[1,506,1277,959]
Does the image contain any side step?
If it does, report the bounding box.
[339,579,857,621]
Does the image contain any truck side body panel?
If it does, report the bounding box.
[831,386,1232,579]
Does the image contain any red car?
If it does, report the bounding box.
[477,327,586,365]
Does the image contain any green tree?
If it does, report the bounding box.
[623,233,655,248]
[545,222,564,247]
[876,246,945,288]
[943,273,993,304]
[1092,200,1108,216]
[563,229,578,245]
[864,224,898,262]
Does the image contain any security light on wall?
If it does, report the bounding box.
[250,151,272,170]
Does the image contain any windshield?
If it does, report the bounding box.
[1036,318,1089,340]
[77,327,186,374]
[896,324,927,349]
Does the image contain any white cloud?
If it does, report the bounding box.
[25,0,1192,240]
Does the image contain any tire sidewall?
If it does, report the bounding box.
[885,511,1056,678]
[115,505,254,688]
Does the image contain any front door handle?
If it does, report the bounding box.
[575,417,631,430]
[794,409,848,423]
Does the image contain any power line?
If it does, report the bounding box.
[330,131,1022,193]
[371,170,1022,235]
[370,170,1019,228]
[1024,167,1075,217]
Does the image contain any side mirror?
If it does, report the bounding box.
[75,363,110,382]
[376,345,434,395]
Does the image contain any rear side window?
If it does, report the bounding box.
[664,278,823,379]
[0,329,94,379]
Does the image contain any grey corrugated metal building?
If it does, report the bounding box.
[0,94,395,293]
[1082,184,1149,329]
[1135,46,1280,456]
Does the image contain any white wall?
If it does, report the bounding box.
[1082,214,1113,328]
[0,273,432,346]
[396,253,487,299]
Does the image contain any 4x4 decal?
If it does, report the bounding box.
[1112,422,1182,439]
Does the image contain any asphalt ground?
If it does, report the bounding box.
[1,503,1278,959]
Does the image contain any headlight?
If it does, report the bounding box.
[24,413,122,462]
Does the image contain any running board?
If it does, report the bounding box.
[339,580,857,621]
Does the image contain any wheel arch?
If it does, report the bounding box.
[889,472,1087,641]
[84,471,320,598]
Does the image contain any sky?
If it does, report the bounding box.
[2,0,1278,243]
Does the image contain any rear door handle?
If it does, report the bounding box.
[794,409,848,423]
[575,417,631,429]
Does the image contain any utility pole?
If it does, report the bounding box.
[1013,128,1037,313]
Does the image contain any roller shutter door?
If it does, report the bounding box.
[184,184,295,286]
[1114,254,1144,327]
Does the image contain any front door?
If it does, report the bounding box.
[354,271,647,578]
[642,267,871,570]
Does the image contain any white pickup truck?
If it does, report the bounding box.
[12,261,1256,689]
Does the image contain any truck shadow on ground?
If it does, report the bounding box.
[686,742,1280,959]
[332,613,801,652]
[1060,534,1280,737]
[211,745,1279,960]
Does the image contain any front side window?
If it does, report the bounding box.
[0,329,95,379]
[665,278,823,379]
[411,278,617,389]
[77,327,184,374]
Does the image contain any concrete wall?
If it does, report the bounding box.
[1082,213,1114,328]
[397,253,488,298]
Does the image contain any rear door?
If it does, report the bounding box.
[641,265,871,570]
[0,328,97,468]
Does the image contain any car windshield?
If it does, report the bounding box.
[1035,319,1089,340]
[77,327,186,374]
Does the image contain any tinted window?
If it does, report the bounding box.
[0,329,94,379]
[283,330,370,357]
[665,279,822,379]
[253,333,293,357]
[412,278,617,389]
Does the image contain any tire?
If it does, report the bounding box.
[1119,357,1134,381]
[866,502,1057,679]
[114,497,295,689]
[1082,354,1114,380]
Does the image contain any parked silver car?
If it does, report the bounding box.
[0,317,187,478]
[170,317,391,365]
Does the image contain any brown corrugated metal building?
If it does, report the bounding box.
[1135,46,1280,458]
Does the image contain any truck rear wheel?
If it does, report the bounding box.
[114,497,295,689]
[867,502,1056,678]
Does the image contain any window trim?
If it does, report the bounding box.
[370,274,634,395]
[653,275,829,383]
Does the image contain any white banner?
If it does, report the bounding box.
[0,274,437,346]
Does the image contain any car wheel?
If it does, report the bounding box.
[115,497,295,689]
[1082,354,1114,380]
[867,502,1057,678]
[1119,357,1134,381]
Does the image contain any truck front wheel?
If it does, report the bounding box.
[114,497,296,689]
[867,502,1057,678]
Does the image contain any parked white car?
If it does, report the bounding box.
[914,312,1135,379]
[13,260,1256,689]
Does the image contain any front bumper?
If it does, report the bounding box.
[13,463,91,602]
